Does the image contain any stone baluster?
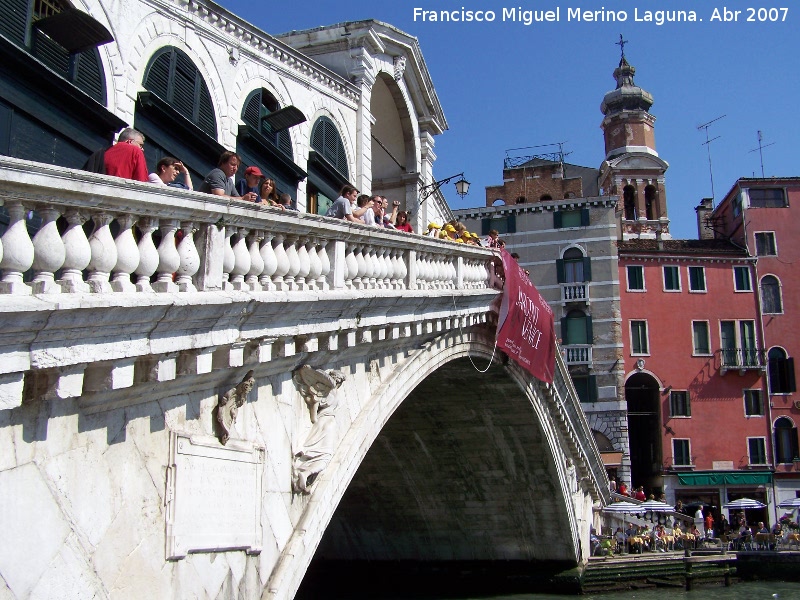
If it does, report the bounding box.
[317,238,330,290]
[417,253,429,289]
[295,236,311,290]
[30,205,65,294]
[354,244,367,289]
[371,246,383,289]
[447,258,457,289]
[284,236,301,290]
[153,219,180,293]
[229,228,251,291]
[344,242,357,289]
[379,247,391,289]
[387,248,399,289]
[432,255,442,289]
[86,212,118,294]
[0,201,34,294]
[259,232,278,291]
[306,238,321,291]
[395,249,408,289]
[222,226,236,290]
[57,209,91,293]
[246,231,264,292]
[110,213,139,293]
[135,217,159,292]
[271,234,290,291]
[363,245,376,289]
[175,222,200,292]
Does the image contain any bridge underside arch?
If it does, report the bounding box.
[298,356,580,597]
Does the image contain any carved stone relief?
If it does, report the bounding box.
[291,365,346,494]
[215,370,254,445]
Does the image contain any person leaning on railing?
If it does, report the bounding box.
[198,151,257,202]
[148,157,193,190]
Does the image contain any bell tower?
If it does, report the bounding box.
[598,36,670,240]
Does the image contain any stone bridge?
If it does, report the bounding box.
[0,157,609,599]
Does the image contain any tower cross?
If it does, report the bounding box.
[616,34,628,59]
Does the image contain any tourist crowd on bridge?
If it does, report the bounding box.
[87,128,512,249]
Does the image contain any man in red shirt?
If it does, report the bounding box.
[103,128,148,182]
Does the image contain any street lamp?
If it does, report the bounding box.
[418,172,470,206]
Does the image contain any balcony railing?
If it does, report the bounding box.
[0,157,493,297]
[563,344,592,365]
[720,348,766,374]
[560,282,588,304]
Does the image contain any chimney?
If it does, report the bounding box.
[695,198,714,240]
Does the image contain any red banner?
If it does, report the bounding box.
[495,250,556,383]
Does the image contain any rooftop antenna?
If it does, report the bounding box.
[697,114,725,205]
[748,130,776,178]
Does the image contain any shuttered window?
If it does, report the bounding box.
[310,116,348,179]
[143,47,217,138]
[242,89,293,158]
[0,0,106,103]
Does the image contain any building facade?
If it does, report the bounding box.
[0,0,453,229]
[456,50,800,522]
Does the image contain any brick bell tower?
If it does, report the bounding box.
[598,37,671,240]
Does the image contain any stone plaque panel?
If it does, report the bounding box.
[166,432,264,559]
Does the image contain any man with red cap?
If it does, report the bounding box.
[236,165,264,202]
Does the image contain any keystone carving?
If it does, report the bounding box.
[393,55,406,81]
[215,370,254,445]
[291,365,346,494]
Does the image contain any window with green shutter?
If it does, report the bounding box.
[143,47,217,138]
[310,116,349,180]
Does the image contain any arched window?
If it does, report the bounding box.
[623,185,637,220]
[562,309,592,345]
[0,0,108,102]
[768,347,796,394]
[761,275,783,314]
[242,88,293,158]
[310,116,349,180]
[645,185,657,220]
[515,196,526,204]
[491,198,505,206]
[774,417,799,463]
[143,47,217,138]
[540,194,553,201]
[563,248,586,283]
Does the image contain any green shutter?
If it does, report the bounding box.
[554,210,562,229]
[556,259,565,283]
[583,256,592,281]
[581,208,590,226]
[588,375,598,402]
[586,316,593,343]
[560,316,568,340]
[787,357,797,393]
[507,213,516,233]
[0,0,30,47]
[481,219,490,235]
[73,48,105,104]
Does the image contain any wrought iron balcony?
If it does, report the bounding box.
[720,348,767,374]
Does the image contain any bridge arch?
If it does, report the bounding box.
[267,327,590,599]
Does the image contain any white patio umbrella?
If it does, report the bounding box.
[778,498,800,509]
[723,498,766,510]
[603,501,642,514]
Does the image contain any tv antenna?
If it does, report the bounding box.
[748,130,776,178]
[697,114,725,204]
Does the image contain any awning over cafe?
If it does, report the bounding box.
[677,471,772,486]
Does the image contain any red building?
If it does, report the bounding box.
[617,238,773,521]
[711,179,800,515]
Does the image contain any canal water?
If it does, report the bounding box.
[482,580,800,599]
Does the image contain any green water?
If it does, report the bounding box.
[482,580,799,600]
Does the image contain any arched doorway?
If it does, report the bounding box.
[625,372,661,492]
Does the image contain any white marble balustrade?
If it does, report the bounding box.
[0,157,492,296]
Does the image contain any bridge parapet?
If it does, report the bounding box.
[0,157,494,410]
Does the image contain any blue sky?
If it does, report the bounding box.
[221,0,798,239]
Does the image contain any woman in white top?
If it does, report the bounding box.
[148,156,193,190]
